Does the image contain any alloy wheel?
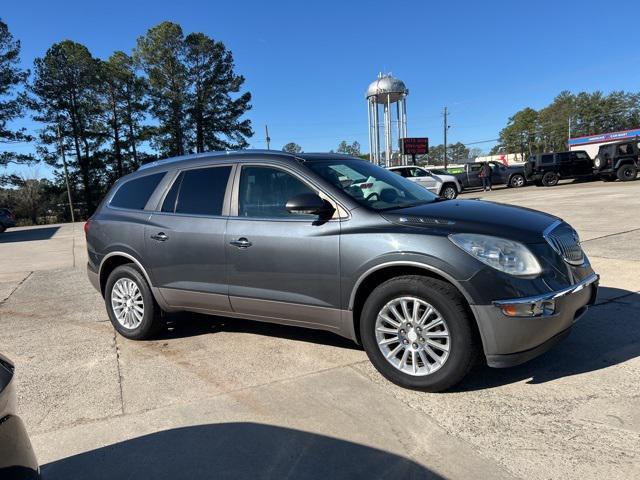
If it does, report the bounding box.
[111,278,144,329]
[375,296,450,376]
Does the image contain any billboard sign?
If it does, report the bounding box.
[400,137,429,155]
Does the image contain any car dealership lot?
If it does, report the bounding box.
[1,180,638,480]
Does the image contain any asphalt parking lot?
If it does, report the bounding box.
[1,179,638,479]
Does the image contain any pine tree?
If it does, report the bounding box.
[0,20,33,167]
[31,41,104,212]
[185,32,252,152]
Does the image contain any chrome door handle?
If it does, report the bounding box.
[230,237,252,249]
[150,232,168,242]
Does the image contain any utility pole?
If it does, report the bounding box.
[57,123,75,224]
[443,107,449,170]
[265,125,271,150]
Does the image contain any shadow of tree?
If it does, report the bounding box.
[41,423,441,480]
[0,226,60,243]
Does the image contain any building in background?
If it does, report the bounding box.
[568,128,640,158]
[366,73,408,167]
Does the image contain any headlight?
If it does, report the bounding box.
[449,233,541,276]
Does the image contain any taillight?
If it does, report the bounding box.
[84,219,91,235]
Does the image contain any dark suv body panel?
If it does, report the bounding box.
[87,150,598,368]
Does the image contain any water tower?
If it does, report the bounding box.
[366,73,408,167]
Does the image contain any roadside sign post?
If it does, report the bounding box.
[400,137,429,166]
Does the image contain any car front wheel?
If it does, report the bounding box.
[360,276,478,392]
[105,264,163,340]
[441,184,458,199]
[509,174,525,188]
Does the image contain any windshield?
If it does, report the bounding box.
[306,159,438,210]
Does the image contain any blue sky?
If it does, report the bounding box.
[3,0,640,177]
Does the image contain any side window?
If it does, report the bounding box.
[541,154,554,164]
[470,164,482,172]
[110,172,165,210]
[557,152,571,163]
[617,144,631,155]
[574,152,589,160]
[238,166,316,218]
[391,168,404,177]
[171,166,231,216]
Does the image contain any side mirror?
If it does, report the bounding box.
[285,193,335,217]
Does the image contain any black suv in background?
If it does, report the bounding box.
[0,208,16,233]
[524,150,593,186]
[593,140,639,181]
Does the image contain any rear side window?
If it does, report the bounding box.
[110,172,165,210]
[573,152,589,160]
[168,166,231,216]
[557,152,571,162]
[541,154,554,164]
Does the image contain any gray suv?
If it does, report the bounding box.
[86,151,599,391]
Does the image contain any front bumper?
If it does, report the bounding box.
[471,273,599,368]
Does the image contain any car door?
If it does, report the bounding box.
[408,167,438,191]
[225,163,342,329]
[144,164,235,313]
[466,164,483,188]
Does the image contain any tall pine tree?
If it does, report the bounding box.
[0,20,32,168]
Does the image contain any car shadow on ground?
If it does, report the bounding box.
[454,287,640,391]
[0,226,59,243]
[160,311,361,351]
[40,422,440,480]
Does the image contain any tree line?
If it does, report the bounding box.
[0,19,252,218]
[491,90,640,157]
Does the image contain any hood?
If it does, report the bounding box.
[382,199,558,244]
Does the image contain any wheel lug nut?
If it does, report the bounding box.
[400,329,405,334]
[407,323,412,328]
[419,338,425,343]
[412,343,418,349]
[416,327,421,332]
[403,339,409,345]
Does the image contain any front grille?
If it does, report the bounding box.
[544,222,584,266]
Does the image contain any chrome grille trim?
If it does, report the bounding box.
[543,221,585,266]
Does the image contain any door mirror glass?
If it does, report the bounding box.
[285,193,334,217]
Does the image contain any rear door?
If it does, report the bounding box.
[557,152,572,177]
[572,151,592,175]
[144,164,235,312]
[466,163,483,188]
[225,163,342,328]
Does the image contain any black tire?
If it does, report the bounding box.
[0,224,5,233]
[105,264,163,340]
[617,164,637,182]
[534,179,543,187]
[601,175,616,182]
[541,171,559,187]
[440,183,458,200]
[509,174,525,188]
[360,275,478,392]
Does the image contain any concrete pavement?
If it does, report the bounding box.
[0,179,638,479]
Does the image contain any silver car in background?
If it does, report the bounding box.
[388,166,460,199]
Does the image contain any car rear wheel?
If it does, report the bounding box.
[360,275,478,392]
[105,264,163,340]
[542,172,559,186]
[441,183,458,199]
[509,174,525,188]
[617,165,637,181]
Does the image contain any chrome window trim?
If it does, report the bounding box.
[493,273,599,306]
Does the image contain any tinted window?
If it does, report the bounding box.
[541,154,554,164]
[557,152,571,162]
[174,166,231,216]
[238,166,315,218]
[573,151,590,161]
[161,173,183,212]
[617,144,632,155]
[110,172,165,210]
[470,164,482,172]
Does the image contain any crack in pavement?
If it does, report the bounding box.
[0,271,33,305]
[113,329,125,416]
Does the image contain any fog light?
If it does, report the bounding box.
[500,300,555,317]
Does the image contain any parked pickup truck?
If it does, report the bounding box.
[452,161,526,191]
